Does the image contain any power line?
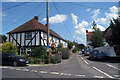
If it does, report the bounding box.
[8,3,43,29]
[52,1,74,41]
[66,2,108,11]
[2,2,29,11]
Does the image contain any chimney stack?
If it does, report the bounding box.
[34,16,39,21]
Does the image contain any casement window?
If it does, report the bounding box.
[25,32,32,40]
[55,38,57,43]
[43,33,47,39]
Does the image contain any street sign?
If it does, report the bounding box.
[46,46,50,50]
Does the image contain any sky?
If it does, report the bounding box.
[1,0,119,45]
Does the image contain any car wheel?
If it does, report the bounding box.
[13,61,17,67]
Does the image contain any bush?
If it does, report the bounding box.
[50,56,56,64]
[28,57,45,64]
[56,55,61,63]
[55,53,61,63]
[61,49,70,59]
[72,48,77,53]
[44,56,49,64]
[50,53,61,64]
[0,42,18,54]
[68,41,73,49]
[31,46,47,59]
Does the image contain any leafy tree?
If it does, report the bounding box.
[90,21,105,48]
[0,35,7,43]
[0,42,18,54]
[78,44,85,50]
[68,41,73,49]
[109,18,120,45]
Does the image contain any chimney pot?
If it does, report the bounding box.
[34,16,39,21]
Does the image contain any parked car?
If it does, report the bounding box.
[2,53,29,66]
[81,50,85,54]
[89,50,105,60]
[84,49,91,56]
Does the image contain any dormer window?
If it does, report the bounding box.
[25,32,32,40]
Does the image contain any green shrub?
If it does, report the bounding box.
[68,41,73,49]
[0,42,18,54]
[28,57,44,64]
[72,48,77,53]
[44,56,49,64]
[31,46,47,59]
[55,54,61,63]
[50,56,56,64]
[50,53,61,64]
[61,49,70,59]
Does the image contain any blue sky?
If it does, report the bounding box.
[1,1,119,45]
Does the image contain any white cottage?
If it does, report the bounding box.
[7,16,68,54]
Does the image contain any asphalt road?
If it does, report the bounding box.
[1,53,120,79]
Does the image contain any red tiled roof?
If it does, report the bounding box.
[87,31,104,41]
[7,17,64,41]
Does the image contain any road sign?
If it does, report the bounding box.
[46,46,50,50]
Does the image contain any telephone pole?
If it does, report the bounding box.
[47,0,50,64]
[47,0,49,46]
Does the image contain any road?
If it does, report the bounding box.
[1,53,120,79]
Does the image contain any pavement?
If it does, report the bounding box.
[1,52,120,79]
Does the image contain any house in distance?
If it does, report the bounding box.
[7,16,68,55]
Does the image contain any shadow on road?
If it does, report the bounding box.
[2,64,28,67]
[86,57,120,63]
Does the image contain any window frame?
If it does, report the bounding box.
[25,32,32,40]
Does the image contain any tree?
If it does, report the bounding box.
[108,18,120,45]
[0,35,7,43]
[68,41,73,49]
[78,44,85,50]
[0,42,18,54]
[90,21,105,48]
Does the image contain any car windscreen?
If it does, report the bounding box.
[94,50,102,54]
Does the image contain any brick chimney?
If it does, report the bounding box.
[34,16,39,21]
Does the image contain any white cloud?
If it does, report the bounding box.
[87,8,91,12]
[87,24,105,32]
[71,13,89,42]
[76,36,85,42]
[95,6,118,25]
[92,9,100,19]
[71,13,78,25]
[75,20,88,35]
[110,6,118,14]
[41,14,67,24]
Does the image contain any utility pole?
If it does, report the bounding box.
[47,0,49,46]
[47,0,50,64]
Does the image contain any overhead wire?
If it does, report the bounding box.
[8,3,43,29]
[66,2,108,11]
[52,1,74,41]
[2,2,29,11]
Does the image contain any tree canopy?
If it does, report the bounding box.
[90,21,105,48]
[108,18,120,45]
[0,35,7,43]
[0,42,18,54]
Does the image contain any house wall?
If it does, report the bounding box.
[7,30,68,48]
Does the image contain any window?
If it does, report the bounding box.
[43,33,47,39]
[25,32,32,40]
